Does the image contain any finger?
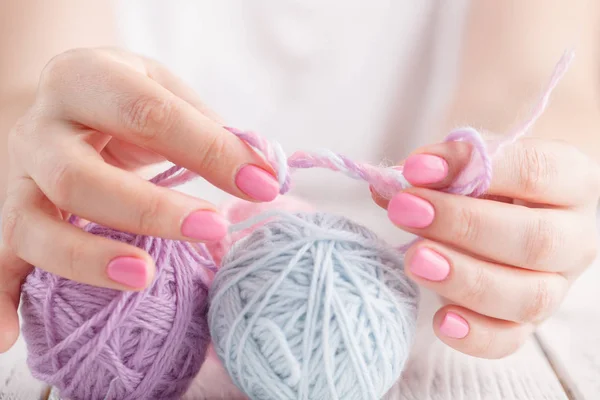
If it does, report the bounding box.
[36,50,279,202]
[16,133,230,241]
[401,141,472,188]
[94,48,225,125]
[488,137,600,206]
[387,189,597,272]
[370,181,513,210]
[142,57,225,124]
[0,246,27,353]
[404,241,570,323]
[403,137,599,206]
[433,305,534,359]
[2,184,156,290]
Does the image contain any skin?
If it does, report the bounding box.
[0,0,599,362]
[375,0,600,358]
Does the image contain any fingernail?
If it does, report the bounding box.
[181,210,229,241]
[403,154,448,185]
[107,257,148,288]
[440,312,469,339]
[409,247,450,281]
[387,193,434,228]
[235,165,280,202]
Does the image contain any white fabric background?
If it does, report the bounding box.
[113,0,469,233]
[0,1,472,398]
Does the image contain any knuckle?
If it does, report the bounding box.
[452,206,481,244]
[460,264,490,305]
[522,215,562,269]
[195,134,228,171]
[39,48,91,90]
[516,146,556,197]
[471,326,497,357]
[8,108,50,158]
[581,238,599,267]
[1,203,24,250]
[498,328,529,359]
[7,118,28,155]
[519,279,557,323]
[45,159,79,209]
[121,94,177,142]
[1,205,21,249]
[64,238,88,282]
[136,195,164,234]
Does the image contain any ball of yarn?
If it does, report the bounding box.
[20,223,213,400]
[209,212,419,400]
[192,196,316,400]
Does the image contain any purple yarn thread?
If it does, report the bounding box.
[20,223,215,400]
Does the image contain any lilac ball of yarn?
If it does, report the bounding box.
[20,223,213,400]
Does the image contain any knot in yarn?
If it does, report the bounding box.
[20,223,213,400]
[209,212,419,400]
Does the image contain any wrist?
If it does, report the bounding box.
[440,88,600,162]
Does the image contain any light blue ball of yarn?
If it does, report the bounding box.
[208,212,419,400]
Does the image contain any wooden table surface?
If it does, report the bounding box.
[2,215,598,400]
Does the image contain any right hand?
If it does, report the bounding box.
[0,47,280,352]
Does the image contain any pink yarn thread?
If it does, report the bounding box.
[153,51,573,202]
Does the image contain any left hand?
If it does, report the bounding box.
[373,137,600,359]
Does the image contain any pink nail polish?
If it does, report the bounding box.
[387,193,434,228]
[409,247,450,281]
[181,210,229,241]
[235,165,280,202]
[403,154,448,185]
[440,312,469,339]
[107,257,148,288]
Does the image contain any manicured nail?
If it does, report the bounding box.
[409,247,450,281]
[107,257,148,288]
[181,210,229,241]
[440,312,469,339]
[387,193,434,228]
[403,154,448,185]
[235,165,279,202]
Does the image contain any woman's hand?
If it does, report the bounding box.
[374,137,600,359]
[0,47,280,352]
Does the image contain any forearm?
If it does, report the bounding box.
[442,79,600,161]
[440,0,600,161]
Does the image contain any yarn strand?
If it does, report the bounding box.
[151,50,573,203]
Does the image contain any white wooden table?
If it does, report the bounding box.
[2,210,598,400]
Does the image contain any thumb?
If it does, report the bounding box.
[369,140,473,209]
[401,140,473,189]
